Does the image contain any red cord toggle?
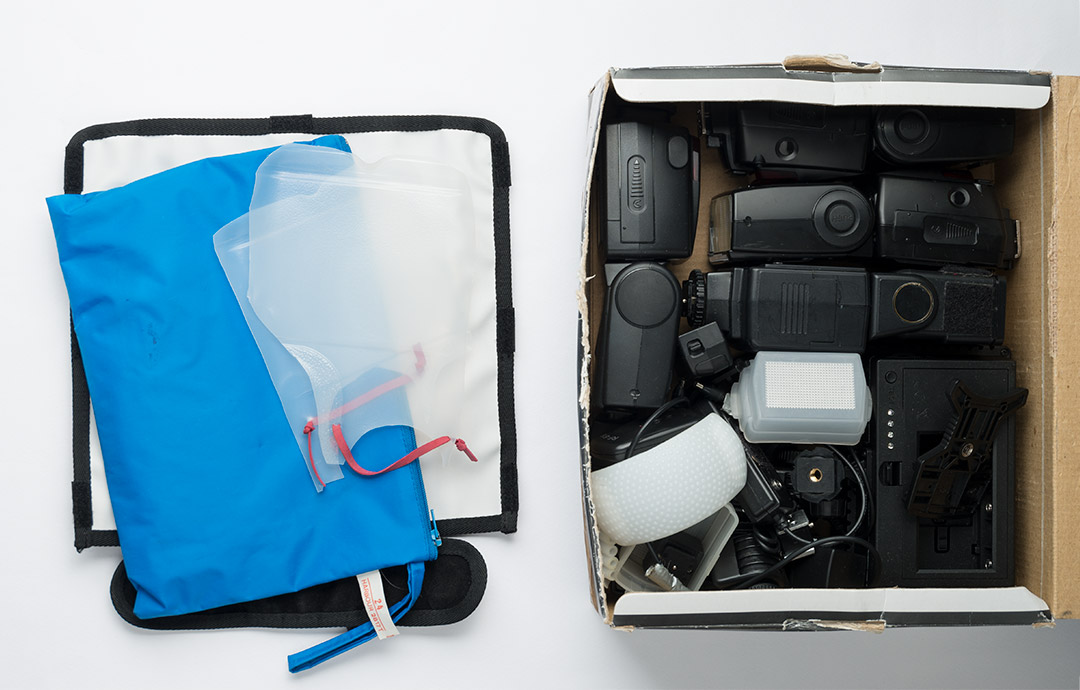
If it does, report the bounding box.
[455,438,479,463]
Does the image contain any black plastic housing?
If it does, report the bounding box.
[736,451,792,525]
[708,184,874,264]
[869,269,1007,346]
[791,448,844,503]
[595,262,682,409]
[876,174,1019,269]
[678,322,734,379]
[734,449,814,553]
[874,106,1015,166]
[703,102,871,177]
[589,405,708,471]
[684,265,869,352]
[872,358,1016,587]
[604,121,699,260]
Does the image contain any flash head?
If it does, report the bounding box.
[703,102,871,177]
[708,184,874,264]
[874,106,1014,166]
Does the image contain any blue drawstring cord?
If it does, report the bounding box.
[287,561,425,673]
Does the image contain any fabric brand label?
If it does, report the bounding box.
[357,571,399,640]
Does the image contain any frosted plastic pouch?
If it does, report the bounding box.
[215,144,476,489]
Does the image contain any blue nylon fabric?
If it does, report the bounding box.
[47,136,437,620]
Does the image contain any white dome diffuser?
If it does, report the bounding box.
[591,413,747,546]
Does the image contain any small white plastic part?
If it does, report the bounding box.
[723,351,872,445]
[598,533,621,582]
[685,503,739,591]
[605,504,739,593]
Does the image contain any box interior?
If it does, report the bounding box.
[578,63,1077,626]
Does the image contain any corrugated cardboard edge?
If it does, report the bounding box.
[1048,75,1080,618]
[1033,616,1057,629]
[782,54,882,73]
[580,71,612,620]
[579,73,607,410]
[996,107,1050,614]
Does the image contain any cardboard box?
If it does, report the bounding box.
[577,56,1077,629]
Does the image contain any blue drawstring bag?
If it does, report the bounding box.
[47,135,439,671]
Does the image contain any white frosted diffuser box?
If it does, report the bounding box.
[723,352,871,445]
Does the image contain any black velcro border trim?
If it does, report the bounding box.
[269,114,314,134]
[496,307,515,354]
[65,114,517,550]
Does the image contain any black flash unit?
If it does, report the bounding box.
[604,121,699,260]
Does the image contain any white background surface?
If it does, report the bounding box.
[3,2,1080,688]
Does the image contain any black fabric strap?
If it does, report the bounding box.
[110,538,486,631]
[71,316,118,550]
[64,114,517,548]
[65,114,514,194]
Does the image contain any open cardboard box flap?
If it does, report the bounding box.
[608,62,1051,108]
[578,60,1080,627]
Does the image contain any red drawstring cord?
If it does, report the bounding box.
[302,373,413,486]
[299,345,477,484]
[334,425,453,476]
[311,424,479,478]
[312,375,413,427]
[304,420,326,489]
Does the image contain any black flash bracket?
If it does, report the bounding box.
[906,380,1028,519]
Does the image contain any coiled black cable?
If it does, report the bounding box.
[733,527,781,589]
[732,535,881,590]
